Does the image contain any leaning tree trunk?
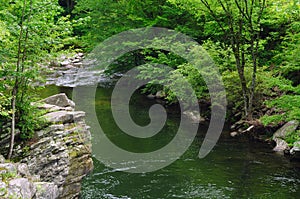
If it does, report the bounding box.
[7,0,27,159]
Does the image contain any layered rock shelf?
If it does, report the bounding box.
[0,93,93,199]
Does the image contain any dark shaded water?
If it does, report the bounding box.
[41,85,300,199]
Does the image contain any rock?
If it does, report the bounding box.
[77,53,84,57]
[30,175,41,182]
[35,103,74,112]
[40,93,75,108]
[0,154,5,163]
[273,120,299,138]
[44,111,85,124]
[7,178,36,199]
[0,163,17,174]
[0,181,6,196]
[272,120,299,152]
[155,90,165,99]
[230,120,245,130]
[230,131,238,137]
[289,141,300,160]
[72,59,81,63]
[183,110,205,123]
[50,61,60,68]
[35,182,59,199]
[65,65,75,69]
[22,120,92,197]
[44,111,73,124]
[0,161,60,198]
[16,163,31,177]
[60,60,70,66]
[73,62,83,67]
[273,138,289,152]
[18,94,93,198]
[147,94,155,99]
[0,94,93,199]
[36,124,65,138]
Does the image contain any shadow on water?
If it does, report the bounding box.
[40,85,300,199]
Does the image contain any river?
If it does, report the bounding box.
[41,85,300,199]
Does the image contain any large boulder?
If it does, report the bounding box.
[40,93,75,108]
[272,120,299,152]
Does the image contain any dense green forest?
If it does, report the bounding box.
[0,0,299,158]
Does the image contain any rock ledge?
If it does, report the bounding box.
[0,94,93,199]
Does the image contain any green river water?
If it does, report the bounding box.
[42,85,300,199]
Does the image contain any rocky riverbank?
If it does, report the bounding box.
[44,52,120,87]
[0,155,60,199]
[0,94,93,199]
[229,119,300,161]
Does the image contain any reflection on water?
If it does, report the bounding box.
[41,85,300,199]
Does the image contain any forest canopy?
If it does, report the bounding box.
[0,0,299,157]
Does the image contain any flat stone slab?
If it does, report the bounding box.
[40,93,75,108]
[44,111,85,124]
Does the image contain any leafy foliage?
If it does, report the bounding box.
[285,130,300,147]
[1,0,299,151]
[261,95,300,125]
[0,0,74,143]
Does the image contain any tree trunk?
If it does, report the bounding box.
[7,0,27,159]
[7,94,16,159]
[247,33,260,120]
[234,51,249,118]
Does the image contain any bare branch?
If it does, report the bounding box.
[200,0,227,32]
[234,0,250,22]
[250,0,255,18]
